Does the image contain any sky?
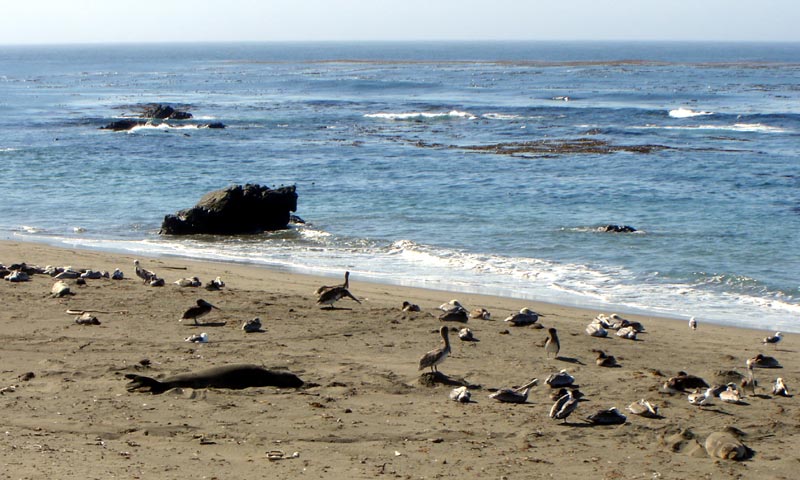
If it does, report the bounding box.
[1,0,798,45]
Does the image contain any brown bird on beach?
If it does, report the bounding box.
[315,271,350,296]
[549,389,582,423]
[316,285,361,309]
[133,259,157,284]
[545,327,560,359]
[593,349,618,367]
[419,326,451,373]
[402,301,421,312]
[180,299,220,325]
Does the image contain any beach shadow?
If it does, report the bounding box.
[320,307,354,311]
[184,321,228,327]
[419,371,481,389]
[555,356,586,365]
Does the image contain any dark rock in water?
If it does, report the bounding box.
[101,119,146,131]
[201,122,225,129]
[141,104,192,120]
[599,224,637,233]
[160,184,298,235]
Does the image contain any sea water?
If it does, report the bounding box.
[1,41,798,331]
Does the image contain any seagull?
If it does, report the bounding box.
[762,332,782,346]
[180,299,220,325]
[419,326,451,373]
[488,378,538,403]
[204,276,225,291]
[315,271,350,296]
[458,327,478,342]
[719,383,743,404]
[772,377,789,397]
[449,386,471,403]
[689,316,697,330]
[316,285,361,309]
[545,327,560,359]
[111,268,124,280]
[401,301,421,312]
[688,387,714,406]
[133,259,157,284]
[549,389,582,423]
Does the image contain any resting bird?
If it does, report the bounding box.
[762,331,782,346]
[174,276,201,287]
[488,378,538,403]
[419,326,451,373]
[772,377,789,397]
[550,389,582,423]
[504,308,539,326]
[593,349,618,367]
[316,285,361,309]
[688,387,714,406]
[401,301,421,312]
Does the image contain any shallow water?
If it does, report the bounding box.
[1,41,798,331]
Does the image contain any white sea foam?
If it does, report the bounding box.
[637,123,787,133]
[364,110,477,120]
[482,113,524,120]
[0,147,18,152]
[669,107,713,118]
[127,123,201,133]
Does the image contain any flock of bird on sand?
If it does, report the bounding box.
[2,260,792,456]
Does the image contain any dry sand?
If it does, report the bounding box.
[0,239,797,479]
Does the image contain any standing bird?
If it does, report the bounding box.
[316,284,361,309]
[133,259,157,284]
[315,271,350,296]
[762,332,782,346]
[419,326,451,373]
[549,389,582,423]
[689,316,697,330]
[180,299,220,325]
[545,327,560,359]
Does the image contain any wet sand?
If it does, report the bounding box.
[0,239,797,479]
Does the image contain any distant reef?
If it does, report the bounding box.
[100,104,225,131]
[159,184,298,235]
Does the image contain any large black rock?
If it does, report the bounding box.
[160,184,298,235]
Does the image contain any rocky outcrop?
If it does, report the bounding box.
[159,184,298,235]
[599,224,637,233]
[140,104,193,120]
[100,104,225,131]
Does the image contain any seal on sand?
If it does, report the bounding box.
[704,430,749,460]
[125,364,304,394]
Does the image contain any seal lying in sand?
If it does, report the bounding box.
[125,364,304,394]
[704,430,749,460]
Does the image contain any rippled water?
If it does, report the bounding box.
[1,42,798,330]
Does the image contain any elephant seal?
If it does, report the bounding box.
[704,430,749,460]
[125,364,304,394]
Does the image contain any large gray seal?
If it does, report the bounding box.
[704,431,749,460]
[125,364,304,394]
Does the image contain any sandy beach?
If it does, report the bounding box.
[0,239,796,479]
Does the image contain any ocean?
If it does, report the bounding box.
[1,41,798,331]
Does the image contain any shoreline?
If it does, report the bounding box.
[6,233,784,335]
[0,238,796,478]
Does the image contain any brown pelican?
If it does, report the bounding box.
[469,308,491,320]
[616,325,637,340]
[627,399,659,418]
[315,271,350,296]
[316,285,361,309]
[747,353,781,368]
[438,305,469,322]
[419,326,451,373]
[586,407,627,425]
[718,384,743,404]
[180,299,220,325]
[762,331,782,345]
[545,369,574,388]
[439,299,463,311]
[503,308,539,326]
[488,378,538,403]
[662,372,709,392]
[549,389,582,423]
[545,327,560,359]
[593,350,618,367]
